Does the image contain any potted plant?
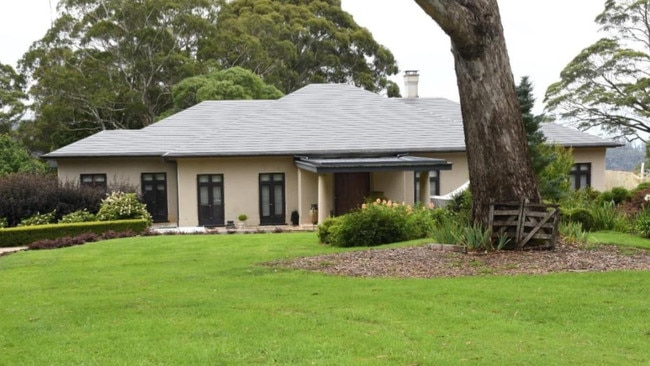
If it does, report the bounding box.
[237,214,248,229]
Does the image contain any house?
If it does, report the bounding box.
[44,75,620,227]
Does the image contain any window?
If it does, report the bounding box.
[569,163,591,190]
[414,170,440,202]
[80,174,107,191]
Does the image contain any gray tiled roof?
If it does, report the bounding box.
[44,83,619,159]
[398,97,621,148]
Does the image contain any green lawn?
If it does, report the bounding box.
[0,233,648,365]
[589,230,650,249]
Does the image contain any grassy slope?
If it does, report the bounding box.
[0,233,648,365]
[589,230,650,249]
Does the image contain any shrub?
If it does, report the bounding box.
[28,230,139,250]
[559,221,589,245]
[0,173,104,227]
[0,217,7,228]
[446,189,472,226]
[0,219,149,247]
[97,192,152,223]
[326,200,433,247]
[634,208,650,238]
[317,216,342,245]
[598,187,631,206]
[454,223,492,251]
[18,210,56,226]
[561,207,595,232]
[59,209,97,223]
[590,201,630,232]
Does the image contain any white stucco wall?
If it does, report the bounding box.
[55,157,179,223]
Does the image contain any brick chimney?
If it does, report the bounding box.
[404,70,419,98]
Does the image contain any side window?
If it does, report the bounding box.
[414,170,440,201]
[80,174,107,192]
[569,163,591,190]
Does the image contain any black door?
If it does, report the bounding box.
[197,174,225,227]
[259,173,285,225]
[141,173,168,222]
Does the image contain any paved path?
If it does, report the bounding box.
[0,247,27,255]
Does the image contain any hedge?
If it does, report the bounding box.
[0,219,150,247]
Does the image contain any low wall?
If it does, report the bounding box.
[605,170,647,190]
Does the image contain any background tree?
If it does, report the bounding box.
[0,63,26,134]
[19,0,223,151]
[209,0,400,95]
[0,134,48,176]
[414,0,540,224]
[169,67,283,113]
[517,76,572,202]
[545,0,650,142]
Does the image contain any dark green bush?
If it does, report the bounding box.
[0,173,104,227]
[598,187,631,206]
[561,207,595,232]
[0,219,149,247]
[317,216,342,245]
[446,189,472,225]
[325,201,434,247]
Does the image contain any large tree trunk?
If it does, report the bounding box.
[414,0,540,224]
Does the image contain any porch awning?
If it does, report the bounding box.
[295,156,452,173]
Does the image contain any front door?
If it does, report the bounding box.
[197,174,224,227]
[141,173,168,222]
[259,173,285,225]
[335,172,370,216]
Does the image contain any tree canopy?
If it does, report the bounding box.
[0,63,26,135]
[208,0,400,95]
[19,0,223,151]
[545,0,650,142]
[170,67,283,113]
[0,134,47,176]
[17,0,400,152]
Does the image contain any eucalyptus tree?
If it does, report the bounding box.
[414,0,540,223]
[170,66,283,113]
[209,0,400,95]
[545,0,650,142]
[20,0,223,150]
[0,63,26,134]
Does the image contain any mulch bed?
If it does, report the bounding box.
[270,242,650,278]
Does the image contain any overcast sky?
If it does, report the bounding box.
[0,0,605,111]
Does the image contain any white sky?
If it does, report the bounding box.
[0,0,604,111]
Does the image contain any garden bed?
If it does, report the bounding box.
[274,241,650,278]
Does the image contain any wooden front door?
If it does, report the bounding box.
[197,174,224,227]
[335,172,370,216]
[141,173,168,222]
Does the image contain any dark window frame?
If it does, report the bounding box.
[569,163,592,190]
[80,173,107,192]
[259,173,286,225]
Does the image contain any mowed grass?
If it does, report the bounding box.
[589,230,650,249]
[0,233,648,365]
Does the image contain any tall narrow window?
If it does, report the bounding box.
[80,174,107,192]
[259,173,285,225]
[569,163,591,190]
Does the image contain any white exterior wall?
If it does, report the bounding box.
[572,147,608,191]
[176,156,300,227]
[55,157,179,223]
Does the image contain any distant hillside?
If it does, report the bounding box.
[606,144,644,171]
